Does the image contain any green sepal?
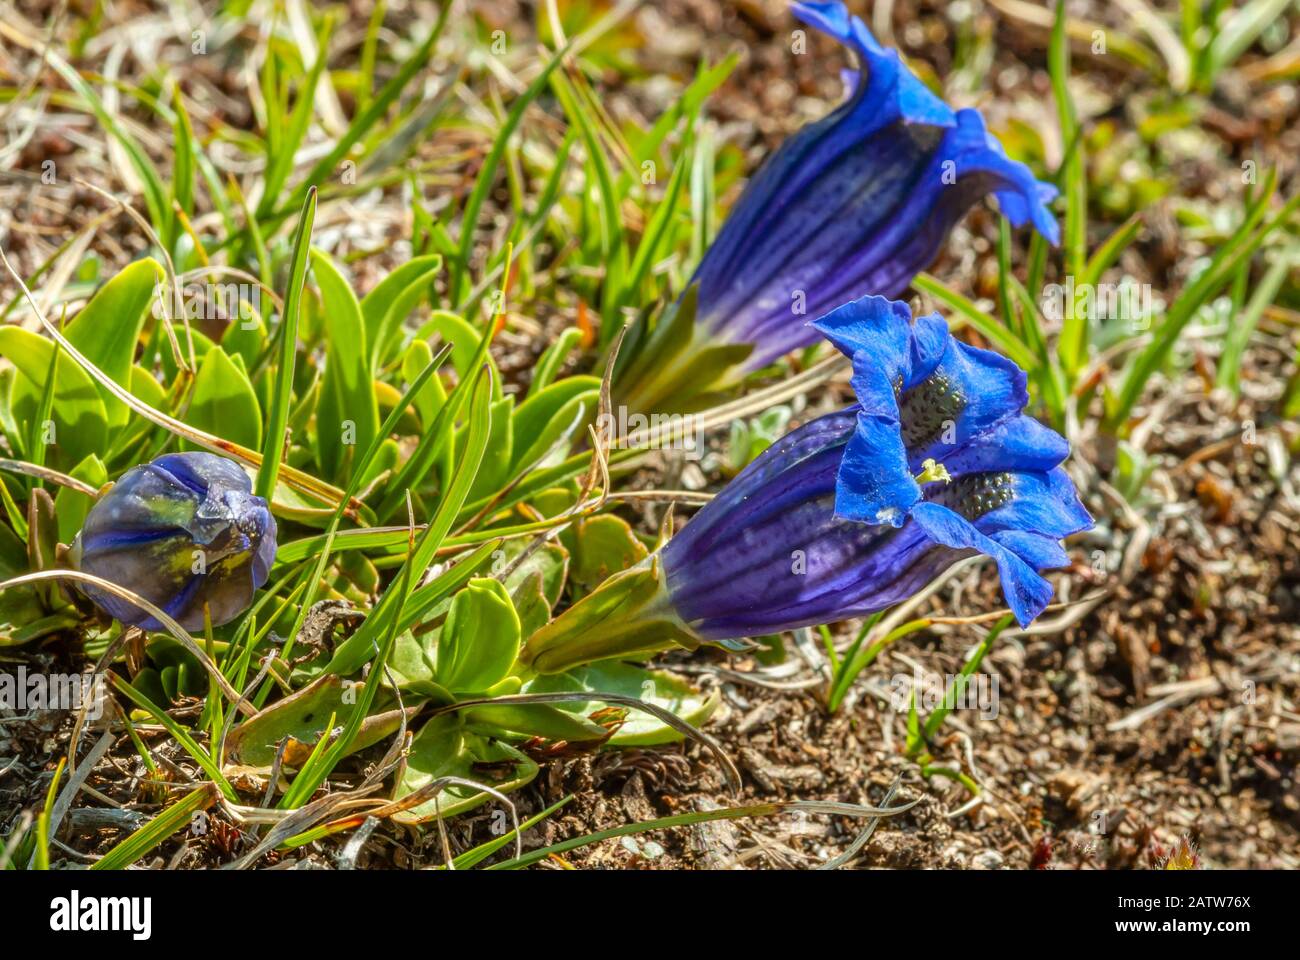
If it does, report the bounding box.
[518,555,699,675]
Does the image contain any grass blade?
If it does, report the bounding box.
[91,784,219,870]
[256,187,317,501]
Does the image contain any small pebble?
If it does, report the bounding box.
[971,849,1005,870]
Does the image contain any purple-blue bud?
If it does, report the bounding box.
[70,452,276,631]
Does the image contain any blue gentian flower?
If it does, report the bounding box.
[70,452,277,632]
[523,297,1091,674]
[692,0,1058,371]
[664,295,1091,636]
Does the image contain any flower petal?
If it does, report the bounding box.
[937,414,1071,476]
[909,501,1054,626]
[834,411,918,527]
[811,295,913,405]
[975,468,1094,541]
[899,336,1028,470]
[989,530,1071,571]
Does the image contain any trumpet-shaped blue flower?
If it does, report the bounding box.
[691,1,1058,371]
[663,295,1090,638]
[522,297,1090,674]
[70,452,277,632]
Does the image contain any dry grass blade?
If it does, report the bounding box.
[620,354,848,450]
[223,784,385,870]
[816,773,902,870]
[0,245,357,515]
[0,569,248,709]
[0,459,99,495]
[33,728,114,867]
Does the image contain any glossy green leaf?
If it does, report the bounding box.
[183,347,262,450]
[220,304,267,372]
[311,250,380,480]
[225,674,417,769]
[53,453,107,544]
[64,258,163,427]
[463,702,609,742]
[434,577,520,693]
[509,375,600,474]
[527,661,719,746]
[413,311,501,398]
[461,395,513,501]
[562,514,649,595]
[360,254,442,369]
[328,366,495,675]
[257,188,316,501]
[0,327,108,470]
[0,522,45,646]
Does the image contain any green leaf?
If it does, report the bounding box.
[0,367,23,456]
[396,538,502,636]
[1110,176,1298,427]
[401,339,447,432]
[509,376,600,474]
[612,132,691,318]
[286,7,452,217]
[912,273,1037,371]
[170,86,196,223]
[258,15,333,217]
[434,578,521,693]
[224,674,416,768]
[463,702,609,742]
[328,365,495,675]
[91,784,218,871]
[413,310,501,397]
[183,347,262,450]
[110,673,236,801]
[0,327,108,470]
[65,258,163,428]
[451,39,572,301]
[0,522,44,645]
[220,304,267,372]
[562,514,649,595]
[631,53,738,170]
[461,395,513,501]
[129,366,166,410]
[529,328,582,397]
[1050,0,1088,376]
[551,71,627,327]
[1218,248,1297,395]
[310,250,380,480]
[526,661,719,746]
[379,318,497,520]
[159,324,215,384]
[53,453,107,544]
[1208,0,1295,80]
[268,344,453,683]
[360,254,442,369]
[504,541,569,639]
[392,714,538,824]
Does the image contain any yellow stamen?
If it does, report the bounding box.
[915,458,952,485]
